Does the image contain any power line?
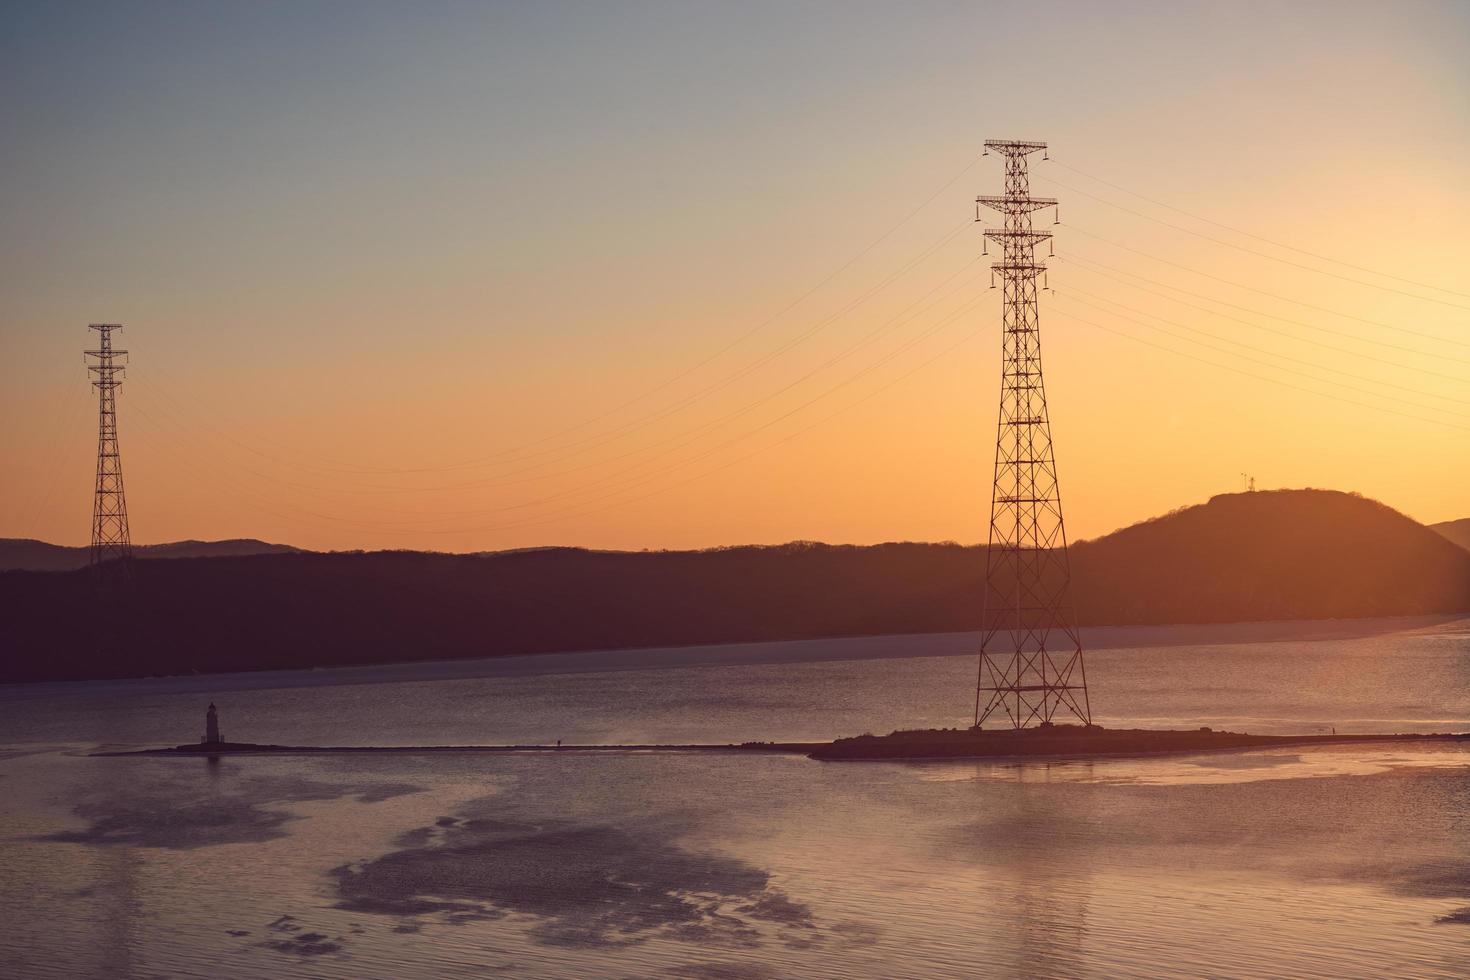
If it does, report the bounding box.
[132,290,988,540]
[388,217,970,476]
[1051,291,1470,420]
[369,260,989,506]
[125,253,984,521]
[133,217,972,486]
[443,323,991,539]
[317,261,988,521]
[124,263,989,530]
[125,396,407,527]
[1057,251,1470,375]
[333,289,990,530]
[1053,308,1470,433]
[1047,159,1470,301]
[89,147,1468,549]
[1043,173,1470,312]
[1055,284,1470,408]
[145,148,993,482]
[1062,223,1470,351]
[372,297,992,538]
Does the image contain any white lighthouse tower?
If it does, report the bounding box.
[203,703,222,745]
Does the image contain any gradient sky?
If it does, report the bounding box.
[3,0,1468,552]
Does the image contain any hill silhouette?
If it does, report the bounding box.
[0,537,300,572]
[1067,490,1470,623]
[1,489,1466,683]
[1432,518,1470,553]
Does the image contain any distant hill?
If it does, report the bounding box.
[1068,490,1470,624]
[1,489,1467,683]
[0,538,302,572]
[1432,518,1470,553]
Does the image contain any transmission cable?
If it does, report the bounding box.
[1050,292,1470,421]
[148,148,994,481]
[326,258,987,500]
[1040,174,1470,313]
[1056,251,1470,374]
[1062,223,1470,351]
[300,287,990,527]
[1045,159,1470,301]
[1052,309,1470,433]
[1055,283,1470,407]
[126,261,989,526]
[134,216,971,486]
[394,296,991,536]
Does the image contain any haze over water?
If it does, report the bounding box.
[3,617,1468,979]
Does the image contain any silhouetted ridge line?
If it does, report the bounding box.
[2,490,1466,683]
[0,537,302,572]
[1432,518,1470,554]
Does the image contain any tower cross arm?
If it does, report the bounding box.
[983,139,1048,156]
[983,229,1052,246]
[990,262,1047,277]
[977,195,1057,213]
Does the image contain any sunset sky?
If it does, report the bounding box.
[3,0,1468,553]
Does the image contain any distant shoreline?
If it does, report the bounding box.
[6,490,1468,685]
[94,728,1470,762]
[7,612,1465,697]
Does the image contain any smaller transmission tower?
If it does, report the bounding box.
[973,140,1091,729]
[86,324,132,568]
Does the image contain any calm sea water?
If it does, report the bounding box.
[2,617,1468,978]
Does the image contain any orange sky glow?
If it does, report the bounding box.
[2,2,1467,552]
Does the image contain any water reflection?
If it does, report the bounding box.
[913,743,1470,786]
[93,844,140,978]
[982,768,1094,979]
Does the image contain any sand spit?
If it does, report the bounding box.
[96,741,821,757]
[96,727,1470,762]
[808,726,1470,760]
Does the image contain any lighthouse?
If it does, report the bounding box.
[203,703,222,745]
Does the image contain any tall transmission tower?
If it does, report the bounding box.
[85,324,133,568]
[973,140,1091,729]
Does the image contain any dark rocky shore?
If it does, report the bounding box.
[808,725,1470,760]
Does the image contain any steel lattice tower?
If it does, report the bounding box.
[86,324,133,568]
[973,140,1091,729]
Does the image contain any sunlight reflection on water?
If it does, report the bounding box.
[911,743,1470,786]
